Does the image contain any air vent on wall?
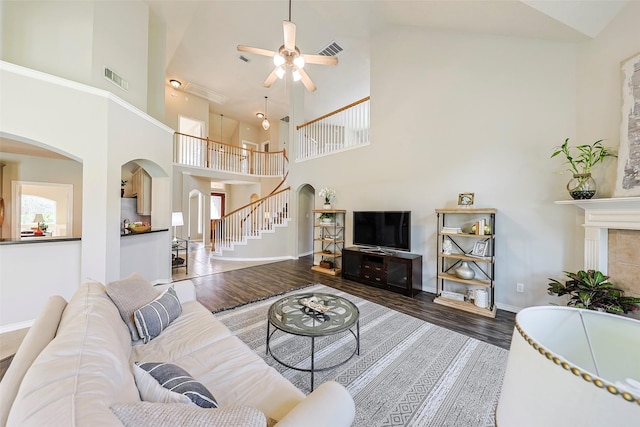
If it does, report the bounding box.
[239,55,250,62]
[318,41,343,57]
[183,82,229,105]
[104,67,129,91]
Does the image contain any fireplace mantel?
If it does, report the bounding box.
[555,197,640,271]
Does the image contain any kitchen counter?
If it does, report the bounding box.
[120,228,168,237]
[0,236,81,246]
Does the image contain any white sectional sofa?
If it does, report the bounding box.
[0,277,355,426]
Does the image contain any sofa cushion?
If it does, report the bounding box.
[106,273,160,342]
[172,335,305,421]
[132,363,190,404]
[111,402,266,427]
[133,287,181,343]
[130,301,232,362]
[135,362,218,408]
[7,281,139,427]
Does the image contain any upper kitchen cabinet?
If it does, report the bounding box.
[131,167,151,215]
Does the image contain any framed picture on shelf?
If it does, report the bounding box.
[458,192,474,207]
[470,241,489,257]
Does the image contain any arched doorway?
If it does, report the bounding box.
[297,184,315,256]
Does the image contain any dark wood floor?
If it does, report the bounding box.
[190,255,516,350]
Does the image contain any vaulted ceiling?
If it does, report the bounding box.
[150,0,627,129]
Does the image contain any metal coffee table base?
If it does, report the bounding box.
[266,321,360,391]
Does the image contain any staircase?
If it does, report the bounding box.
[211,186,290,255]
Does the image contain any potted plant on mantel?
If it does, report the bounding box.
[550,138,616,200]
[547,270,640,315]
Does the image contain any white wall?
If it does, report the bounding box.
[0,241,81,331]
[1,1,94,85]
[1,0,154,112]
[289,27,579,311]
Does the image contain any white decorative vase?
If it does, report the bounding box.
[323,203,331,209]
[455,261,475,280]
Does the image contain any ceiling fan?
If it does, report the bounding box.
[237,0,338,92]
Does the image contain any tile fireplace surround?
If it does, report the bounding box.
[556,197,640,302]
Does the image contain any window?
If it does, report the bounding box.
[21,195,56,230]
[13,182,73,238]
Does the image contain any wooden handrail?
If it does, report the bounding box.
[296,96,370,130]
[215,186,291,221]
[174,132,286,156]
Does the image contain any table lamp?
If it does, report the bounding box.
[497,306,640,426]
[172,212,184,240]
[33,213,45,235]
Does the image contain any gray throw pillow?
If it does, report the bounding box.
[133,287,182,343]
[111,402,267,427]
[135,362,218,408]
[106,273,160,341]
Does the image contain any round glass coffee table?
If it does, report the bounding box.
[266,292,360,390]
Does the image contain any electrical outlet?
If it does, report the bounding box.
[516,283,524,293]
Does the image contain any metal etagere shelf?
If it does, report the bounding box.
[311,209,346,276]
[434,208,497,318]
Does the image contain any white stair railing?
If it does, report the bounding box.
[174,132,287,177]
[212,187,290,254]
[296,96,370,161]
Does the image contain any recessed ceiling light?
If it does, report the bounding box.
[169,79,181,89]
[256,112,264,119]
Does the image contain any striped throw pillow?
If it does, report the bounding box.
[133,287,181,343]
[135,362,218,408]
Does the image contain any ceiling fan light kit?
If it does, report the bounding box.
[237,0,337,92]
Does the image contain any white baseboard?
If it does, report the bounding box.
[209,255,295,262]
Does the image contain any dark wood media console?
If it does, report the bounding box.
[342,247,422,297]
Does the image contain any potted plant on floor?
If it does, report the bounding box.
[547,269,640,314]
[550,138,616,199]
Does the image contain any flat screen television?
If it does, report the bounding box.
[353,211,411,252]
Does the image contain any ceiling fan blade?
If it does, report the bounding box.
[297,68,316,92]
[263,68,279,88]
[237,45,277,58]
[303,54,338,66]
[283,20,296,52]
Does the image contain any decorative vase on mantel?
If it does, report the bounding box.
[455,261,475,280]
[567,173,596,200]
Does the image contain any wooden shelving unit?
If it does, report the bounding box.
[311,209,346,276]
[434,208,497,318]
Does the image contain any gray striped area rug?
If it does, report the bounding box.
[213,284,507,427]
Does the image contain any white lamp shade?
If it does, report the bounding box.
[171,212,184,227]
[33,214,45,223]
[497,306,640,426]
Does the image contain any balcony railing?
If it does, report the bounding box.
[212,187,290,253]
[296,96,370,161]
[174,132,287,177]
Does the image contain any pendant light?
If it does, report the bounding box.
[219,114,223,142]
[262,96,270,130]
